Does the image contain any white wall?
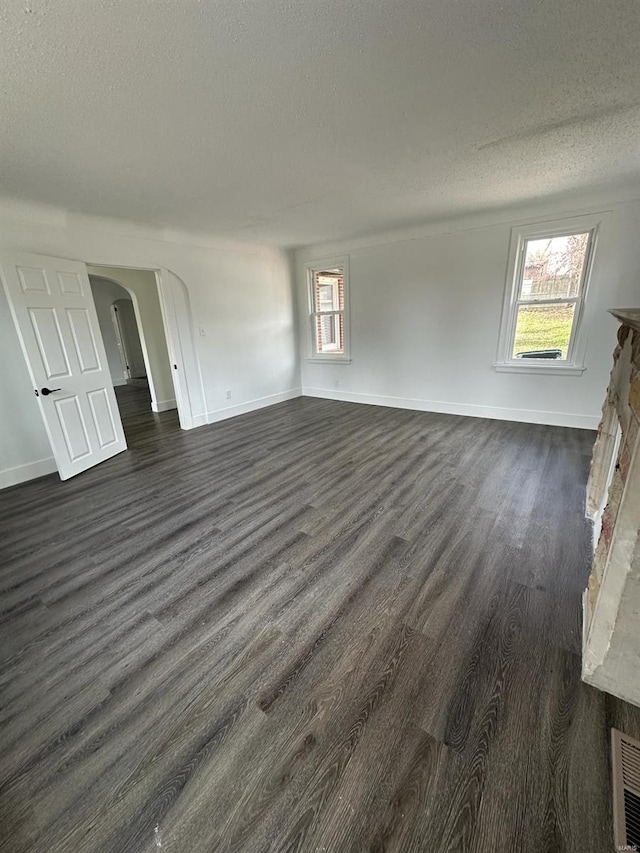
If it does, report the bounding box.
[296,195,640,429]
[3,191,638,488]
[89,277,132,386]
[88,267,175,411]
[0,200,298,487]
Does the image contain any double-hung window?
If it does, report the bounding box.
[306,257,350,362]
[496,217,599,374]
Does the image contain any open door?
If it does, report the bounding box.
[1,252,127,480]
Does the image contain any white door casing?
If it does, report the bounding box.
[1,252,127,480]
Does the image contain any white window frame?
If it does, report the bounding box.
[495,215,601,375]
[305,255,351,363]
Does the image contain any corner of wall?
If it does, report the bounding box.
[284,248,303,391]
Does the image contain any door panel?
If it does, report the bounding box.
[1,253,127,480]
[56,396,92,461]
[18,266,50,293]
[87,389,118,447]
[29,308,72,378]
[67,309,101,373]
[57,271,84,295]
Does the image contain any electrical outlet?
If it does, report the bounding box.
[199,326,206,336]
[225,390,232,400]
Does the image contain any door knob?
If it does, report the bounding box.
[40,387,61,396]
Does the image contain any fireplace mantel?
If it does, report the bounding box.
[609,308,640,332]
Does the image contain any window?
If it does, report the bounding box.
[307,257,350,361]
[496,217,599,374]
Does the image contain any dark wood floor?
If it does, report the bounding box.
[1,386,639,853]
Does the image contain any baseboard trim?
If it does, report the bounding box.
[0,457,58,489]
[301,387,600,430]
[206,388,302,424]
[151,399,177,413]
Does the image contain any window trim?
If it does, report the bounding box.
[305,256,351,363]
[495,215,601,375]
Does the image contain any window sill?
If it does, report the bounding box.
[306,356,352,364]
[494,362,586,376]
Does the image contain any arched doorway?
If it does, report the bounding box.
[88,271,175,415]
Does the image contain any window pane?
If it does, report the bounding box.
[512,303,575,360]
[520,232,589,300]
[318,284,335,311]
[314,270,344,311]
[320,314,336,345]
[316,312,344,354]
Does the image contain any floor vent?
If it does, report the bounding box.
[612,728,640,850]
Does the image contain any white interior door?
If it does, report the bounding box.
[1,252,127,480]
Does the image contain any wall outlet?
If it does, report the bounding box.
[199,326,206,336]
[225,390,232,400]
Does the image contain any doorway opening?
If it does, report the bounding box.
[112,298,148,388]
[87,266,179,439]
[1,251,200,483]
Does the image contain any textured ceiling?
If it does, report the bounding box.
[1,0,639,247]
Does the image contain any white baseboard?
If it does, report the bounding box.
[113,378,128,387]
[0,457,57,489]
[301,387,600,430]
[151,398,177,413]
[206,388,302,424]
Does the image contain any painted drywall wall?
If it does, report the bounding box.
[0,200,298,486]
[89,277,132,386]
[87,267,175,411]
[296,196,640,429]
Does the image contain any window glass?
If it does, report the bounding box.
[317,284,335,311]
[520,233,589,301]
[512,303,576,360]
[312,267,345,355]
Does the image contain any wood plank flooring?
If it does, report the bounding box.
[1,386,639,852]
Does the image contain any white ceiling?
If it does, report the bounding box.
[2,1,639,248]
